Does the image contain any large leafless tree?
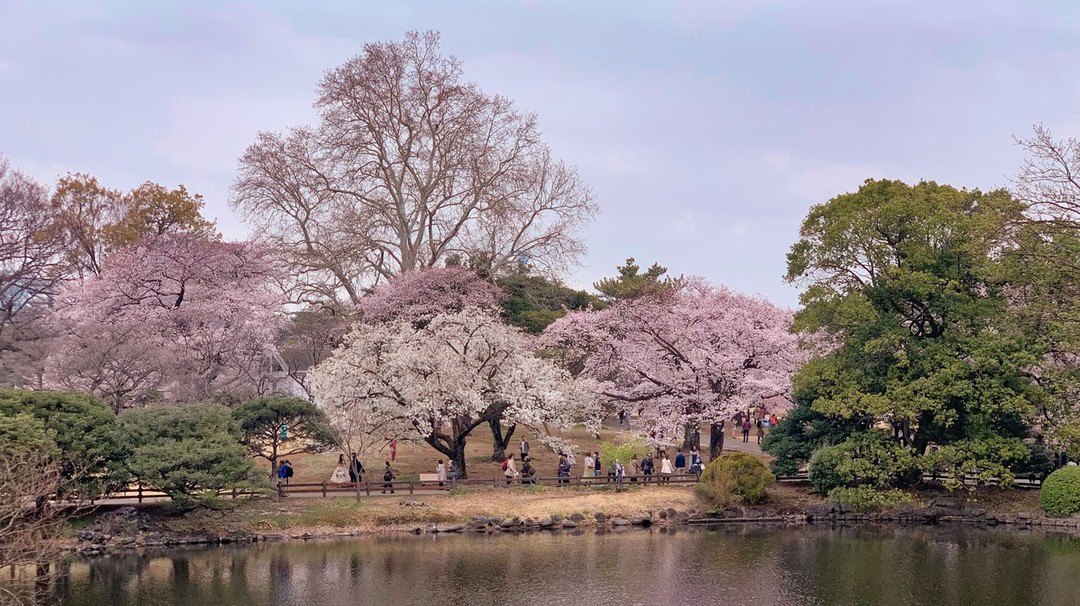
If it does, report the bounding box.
[232,31,597,307]
[0,159,65,351]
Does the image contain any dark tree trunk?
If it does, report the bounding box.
[682,422,701,452]
[488,418,516,462]
[709,422,725,459]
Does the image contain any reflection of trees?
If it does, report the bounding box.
[41,528,1080,606]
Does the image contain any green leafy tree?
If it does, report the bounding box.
[233,396,337,476]
[807,431,921,494]
[120,404,264,507]
[786,179,1040,470]
[761,398,869,476]
[498,272,604,334]
[0,387,126,497]
[593,257,681,302]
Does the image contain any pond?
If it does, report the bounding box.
[35,525,1080,605]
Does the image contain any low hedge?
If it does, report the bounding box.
[1041,466,1080,516]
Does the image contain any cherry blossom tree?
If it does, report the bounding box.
[356,266,524,459]
[544,279,808,457]
[231,31,597,307]
[45,234,285,409]
[356,266,504,326]
[310,307,599,478]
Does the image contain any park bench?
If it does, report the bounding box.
[417,473,448,488]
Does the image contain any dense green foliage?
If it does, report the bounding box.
[761,401,869,476]
[0,387,126,497]
[120,404,265,506]
[497,272,603,333]
[786,179,1043,489]
[233,396,336,474]
[592,257,681,302]
[1040,466,1080,516]
[599,436,652,469]
[921,437,1029,491]
[827,486,913,513]
[807,432,921,494]
[0,412,57,456]
[695,451,775,507]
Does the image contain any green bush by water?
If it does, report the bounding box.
[695,452,775,507]
[807,432,920,495]
[1040,466,1080,516]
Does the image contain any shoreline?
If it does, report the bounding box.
[69,486,1080,556]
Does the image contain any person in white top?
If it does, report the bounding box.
[660,453,674,484]
[583,453,595,478]
[435,460,446,486]
[503,454,519,485]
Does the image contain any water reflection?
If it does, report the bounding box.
[29,526,1080,606]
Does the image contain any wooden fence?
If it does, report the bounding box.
[82,470,1047,507]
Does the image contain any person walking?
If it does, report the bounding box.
[674,449,687,475]
[349,453,363,484]
[583,452,595,480]
[447,459,458,482]
[389,439,398,462]
[593,451,602,479]
[614,459,625,483]
[519,438,530,460]
[742,418,752,443]
[660,453,673,484]
[628,454,640,482]
[436,460,446,487]
[503,454,518,485]
[641,453,654,483]
[331,454,348,484]
[381,461,396,494]
[756,419,765,444]
[276,460,291,487]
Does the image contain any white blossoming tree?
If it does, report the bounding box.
[310,307,599,478]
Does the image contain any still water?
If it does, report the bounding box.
[42,525,1080,606]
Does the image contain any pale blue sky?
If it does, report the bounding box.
[1,0,1077,305]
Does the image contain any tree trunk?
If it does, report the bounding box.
[426,429,472,479]
[682,422,701,452]
[709,423,725,459]
[488,418,516,461]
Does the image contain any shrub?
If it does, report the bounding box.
[827,486,913,513]
[761,401,866,476]
[599,436,652,470]
[119,404,267,507]
[808,445,848,495]
[1040,466,1080,516]
[695,452,775,507]
[921,437,1030,491]
[0,388,127,498]
[807,431,920,494]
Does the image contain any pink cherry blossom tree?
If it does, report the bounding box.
[310,307,599,478]
[544,278,809,457]
[356,266,504,326]
[46,234,285,410]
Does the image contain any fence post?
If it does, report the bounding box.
[408,480,414,495]
[321,482,327,498]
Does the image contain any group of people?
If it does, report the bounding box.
[733,410,780,444]
[497,446,705,485]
